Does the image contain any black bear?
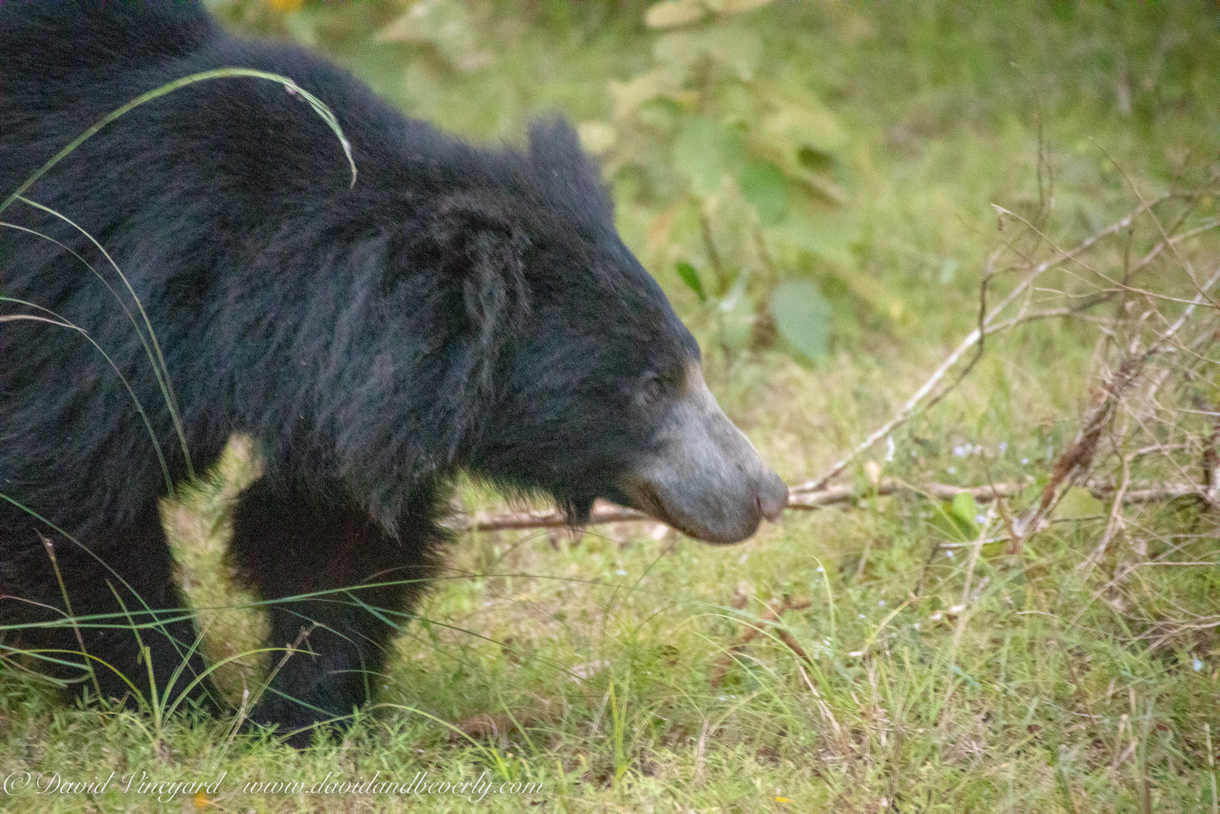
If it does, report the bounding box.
[0,2,787,746]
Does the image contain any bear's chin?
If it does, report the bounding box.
[559,493,598,526]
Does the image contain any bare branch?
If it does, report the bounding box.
[791,197,1179,495]
[464,479,1211,534]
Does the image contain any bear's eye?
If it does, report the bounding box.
[637,368,681,408]
[641,375,662,405]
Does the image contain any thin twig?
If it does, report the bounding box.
[1082,448,1135,572]
[1009,354,1145,546]
[792,197,1175,494]
[464,479,1206,533]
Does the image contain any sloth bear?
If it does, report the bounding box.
[0,2,787,746]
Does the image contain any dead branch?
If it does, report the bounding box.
[1011,266,1220,553]
[463,479,1211,534]
[1006,354,1145,545]
[790,194,1204,496]
[468,500,647,531]
[787,479,1021,506]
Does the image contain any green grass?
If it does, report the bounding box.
[4,1,1220,811]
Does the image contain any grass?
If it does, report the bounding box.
[3,1,1220,811]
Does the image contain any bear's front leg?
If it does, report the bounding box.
[228,478,446,747]
[0,502,222,716]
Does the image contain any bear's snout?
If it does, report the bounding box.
[620,367,788,544]
[755,469,790,524]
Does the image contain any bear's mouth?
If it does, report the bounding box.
[615,472,785,544]
[560,492,598,526]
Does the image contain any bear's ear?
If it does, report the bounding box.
[428,192,531,358]
[413,193,531,455]
[527,116,587,176]
[527,115,613,222]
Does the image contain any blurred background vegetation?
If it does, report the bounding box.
[4,2,1220,811]
[210,0,1220,375]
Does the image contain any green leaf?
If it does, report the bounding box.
[653,26,761,82]
[769,204,857,267]
[699,25,762,82]
[768,279,831,363]
[741,160,789,225]
[671,116,748,197]
[701,177,764,293]
[755,100,849,204]
[1054,487,1104,520]
[676,261,708,302]
[950,663,981,690]
[760,99,848,158]
[375,0,491,73]
[938,258,959,284]
[951,492,980,535]
[720,290,755,351]
[645,0,708,29]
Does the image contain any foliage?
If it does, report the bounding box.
[585,0,855,363]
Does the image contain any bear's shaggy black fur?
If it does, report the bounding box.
[0,2,786,745]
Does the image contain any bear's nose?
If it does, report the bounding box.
[755,472,788,523]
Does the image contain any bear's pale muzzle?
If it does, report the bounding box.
[618,366,788,544]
